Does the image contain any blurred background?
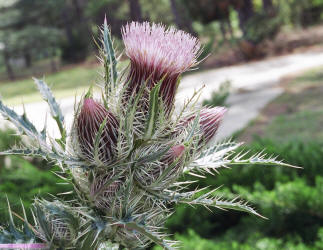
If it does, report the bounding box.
[1,0,323,249]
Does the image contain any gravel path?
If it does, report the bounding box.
[2,50,323,140]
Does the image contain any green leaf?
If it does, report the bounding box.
[33,78,66,144]
[137,145,172,165]
[0,148,47,157]
[226,150,300,168]
[155,189,266,219]
[149,157,180,189]
[6,196,15,230]
[187,149,300,175]
[34,204,52,242]
[124,83,145,146]
[0,99,40,140]
[20,200,34,240]
[78,218,109,249]
[92,169,128,201]
[124,222,175,250]
[185,111,200,143]
[214,199,266,219]
[144,83,161,140]
[103,17,118,92]
[93,116,108,163]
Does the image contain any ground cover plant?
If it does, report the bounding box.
[0,20,297,249]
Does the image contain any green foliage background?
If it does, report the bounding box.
[154,139,323,249]
[0,129,71,223]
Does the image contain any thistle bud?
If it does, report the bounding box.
[161,144,185,166]
[136,144,185,189]
[200,107,227,143]
[178,107,227,144]
[90,174,122,211]
[76,98,119,163]
[122,22,200,113]
[34,200,78,247]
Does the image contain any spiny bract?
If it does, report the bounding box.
[0,19,298,250]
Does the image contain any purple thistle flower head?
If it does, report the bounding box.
[76,98,119,163]
[200,107,227,143]
[122,22,201,112]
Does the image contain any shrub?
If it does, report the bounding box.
[154,228,323,250]
[165,138,323,246]
[202,80,231,107]
[243,12,281,45]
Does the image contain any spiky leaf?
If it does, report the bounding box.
[102,17,118,91]
[144,83,161,139]
[0,99,40,140]
[33,78,66,143]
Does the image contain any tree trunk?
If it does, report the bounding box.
[71,0,91,29]
[219,21,227,41]
[169,0,197,36]
[262,0,275,16]
[236,0,254,37]
[50,48,57,73]
[128,0,143,21]
[61,7,74,45]
[50,58,57,73]
[71,0,84,21]
[170,0,181,28]
[226,19,234,39]
[3,49,15,80]
[262,0,273,10]
[24,52,32,68]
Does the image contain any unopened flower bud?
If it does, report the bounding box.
[200,107,227,143]
[34,200,78,247]
[76,98,119,163]
[161,144,185,166]
[178,107,227,144]
[136,144,185,189]
[90,174,121,211]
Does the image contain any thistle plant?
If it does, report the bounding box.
[0,19,298,249]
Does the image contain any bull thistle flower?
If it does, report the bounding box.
[0,18,299,250]
[122,22,201,114]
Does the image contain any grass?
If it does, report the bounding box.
[0,60,129,106]
[238,66,323,143]
[0,64,99,105]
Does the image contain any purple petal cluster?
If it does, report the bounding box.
[122,22,201,112]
